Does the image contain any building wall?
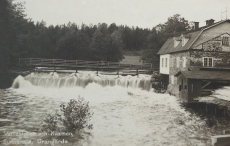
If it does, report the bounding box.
[187,79,202,102]
[192,21,230,47]
[176,75,202,102]
[169,51,190,84]
[160,54,170,75]
[177,73,188,102]
[190,51,230,67]
[193,33,230,52]
[167,51,190,97]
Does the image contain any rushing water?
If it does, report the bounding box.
[0,71,220,146]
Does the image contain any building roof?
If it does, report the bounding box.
[157,19,230,55]
[157,31,201,55]
[175,70,230,81]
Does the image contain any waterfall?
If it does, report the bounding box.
[11,71,152,91]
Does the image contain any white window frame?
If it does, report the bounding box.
[203,57,213,67]
[222,36,229,46]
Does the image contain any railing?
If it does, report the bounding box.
[18,58,152,70]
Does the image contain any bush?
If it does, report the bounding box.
[42,113,59,132]
[59,97,93,133]
[42,97,93,134]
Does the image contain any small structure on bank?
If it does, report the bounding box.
[175,67,230,102]
[157,19,230,102]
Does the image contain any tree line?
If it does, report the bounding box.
[0,0,190,88]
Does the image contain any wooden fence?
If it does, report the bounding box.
[18,58,152,70]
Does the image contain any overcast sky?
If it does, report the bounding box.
[18,0,230,29]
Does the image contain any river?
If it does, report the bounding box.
[0,71,221,146]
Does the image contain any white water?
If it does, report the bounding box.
[0,71,215,146]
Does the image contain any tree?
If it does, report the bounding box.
[90,24,109,61]
[56,30,90,60]
[156,14,190,38]
[141,28,160,68]
[141,14,190,67]
[0,0,11,88]
[107,30,124,61]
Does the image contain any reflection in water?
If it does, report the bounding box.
[0,71,220,145]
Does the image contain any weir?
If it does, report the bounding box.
[12,71,153,91]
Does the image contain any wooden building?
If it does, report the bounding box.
[175,68,230,102]
[157,19,230,102]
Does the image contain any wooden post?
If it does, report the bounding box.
[136,69,139,77]
[30,58,32,66]
[108,62,110,68]
[117,70,119,78]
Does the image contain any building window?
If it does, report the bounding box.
[184,85,187,90]
[165,58,167,67]
[203,57,213,67]
[162,58,164,67]
[222,37,229,46]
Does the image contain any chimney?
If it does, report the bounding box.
[194,22,199,30]
[206,19,215,26]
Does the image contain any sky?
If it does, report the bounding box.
[18,0,230,29]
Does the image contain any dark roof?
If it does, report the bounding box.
[157,19,230,55]
[175,70,230,81]
[157,31,201,55]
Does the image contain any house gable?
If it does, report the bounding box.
[192,21,230,48]
[192,33,230,52]
[157,19,230,55]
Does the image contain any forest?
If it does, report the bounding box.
[0,0,191,88]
